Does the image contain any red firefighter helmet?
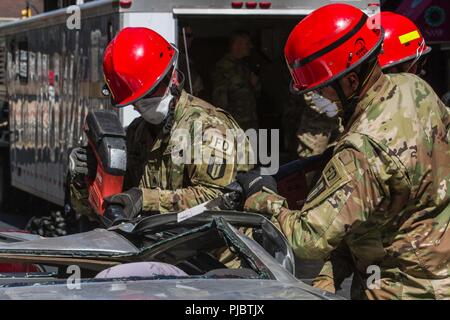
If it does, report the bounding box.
[376,11,431,70]
[103,27,177,107]
[285,3,383,94]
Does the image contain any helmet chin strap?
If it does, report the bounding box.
[331,81,357,126]
[162,69,184,136]
[405,40,425,74]
[331,56,378,127]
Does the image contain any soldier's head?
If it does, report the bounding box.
[229,31,253,59]
[375,12,431,77]
[285,3,383,124]
[103,27,183,125]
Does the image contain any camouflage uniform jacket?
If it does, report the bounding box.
[71,90,253,216]
[211,54,260,131]
[297,92,341,158]
[245,73,450,299]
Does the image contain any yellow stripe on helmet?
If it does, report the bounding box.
[398,30,420,45]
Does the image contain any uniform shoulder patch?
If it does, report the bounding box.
[303,154,352,211]
[203,127,234,156]
[208,133,233,156]
[207,156,227,180]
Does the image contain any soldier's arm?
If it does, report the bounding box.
[244,148,384,260]
[312,242,354,293]
[211,64,230,108]
[140,156,239,213]
[69,180,94,217]
[141,184,225,213]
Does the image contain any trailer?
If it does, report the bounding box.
[0,0,378,216]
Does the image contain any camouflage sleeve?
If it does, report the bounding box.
[312,259,336,293]
[69,180,96,219]
[211,63,230,109]
[141,114,254,213]
[312,242,354,293]
[244,147,383,260]
[297,93,340,158]
[297,131,333,158]
[141,185,224,213]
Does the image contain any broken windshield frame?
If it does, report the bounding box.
[0,212,295,282]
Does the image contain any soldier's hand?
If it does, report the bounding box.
[220,181,244,210]
[68,146,97,183]
[104,188,143,220]
[236,168,277,200]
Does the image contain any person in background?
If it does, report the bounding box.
[212,31,260,131]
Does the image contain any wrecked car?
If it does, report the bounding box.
[0,211,343,300]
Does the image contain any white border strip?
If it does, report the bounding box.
[173,8,313,16]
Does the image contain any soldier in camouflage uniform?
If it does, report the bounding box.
[211,31,260,131]
[70,91,253,218]
[69,28,253,224]
[312,10,444,297]
[236,4,450,299]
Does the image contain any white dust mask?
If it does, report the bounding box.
[310,92,339,118]
[134,90,173,125]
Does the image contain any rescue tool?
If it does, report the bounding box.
[108,146,331,235]
[175,151,332,223]
[84,110,127,224]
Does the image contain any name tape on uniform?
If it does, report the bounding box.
[208,134,233,155]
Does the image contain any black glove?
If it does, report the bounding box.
[236,168,278,200]
[104,188,143,219]
[220,181,244,210]
[68,146,97,184]
[26,211,68,237]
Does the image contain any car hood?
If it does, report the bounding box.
[0,213,345,300]
[0,277,342,300]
